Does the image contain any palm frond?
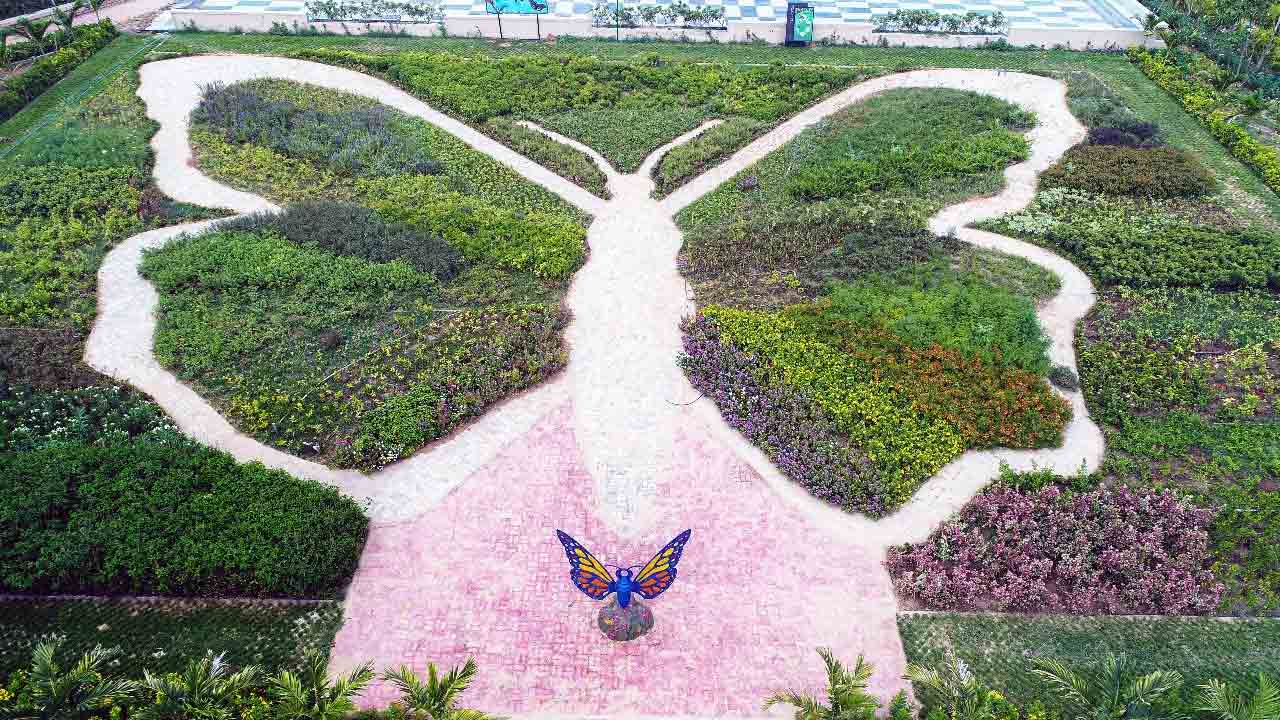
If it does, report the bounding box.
[1031,658,1094,715]
[763,689,827,720]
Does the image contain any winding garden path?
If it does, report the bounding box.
[86,56,1104,716]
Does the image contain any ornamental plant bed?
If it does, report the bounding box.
[288,47,867,174]
[153,79,583,470]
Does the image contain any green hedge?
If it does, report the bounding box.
[1129,47,1280,195]
[0,21,119,125]
[0,598,343,679]
[899,613,1280,711]
[0,440,368,597]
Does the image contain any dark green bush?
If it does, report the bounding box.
[0,440,368,596]
[1087,124,1161,147]
[220,201,464,280]
[1041,145,1215,198]
[0,21,118,124]
[1048,364,1080,391]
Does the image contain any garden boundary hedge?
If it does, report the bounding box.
[1129,47,1280,195]
[0,20,118,125]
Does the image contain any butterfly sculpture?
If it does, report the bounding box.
[555,529,692,609]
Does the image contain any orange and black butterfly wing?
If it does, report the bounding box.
[556,530,616,601]
[634,529,691,600]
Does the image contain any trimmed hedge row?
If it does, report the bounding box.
[0,440,369,596]
[1129,47,1280,195]
[0,21,118,125]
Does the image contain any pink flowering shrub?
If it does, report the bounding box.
[886,484,1225,614]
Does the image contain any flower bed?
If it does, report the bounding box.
[681,302,1068,515]
[887,478,1224,614]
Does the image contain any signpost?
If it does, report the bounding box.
[785,1,813,46]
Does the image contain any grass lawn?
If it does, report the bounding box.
[899,612,1280,707]
[0,598,343,678]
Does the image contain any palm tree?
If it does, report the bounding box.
[381,657,498,720]
[4,638,138,719]
[1030,653,1184,720]
[134,651,262,720]
[13,17,52,53]
[1198,674,1280,720]
[904,657,998,720]
[84,0,105,22]
[269,649,375,720]
[762,648,881,720]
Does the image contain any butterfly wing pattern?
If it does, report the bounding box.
[634,529,692,600]
[556,530,616,601]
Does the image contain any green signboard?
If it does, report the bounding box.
[785,2,813,45]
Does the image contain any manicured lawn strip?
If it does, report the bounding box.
[0,598,343,679]
[0,33,157,145]
[898,612,1280,709]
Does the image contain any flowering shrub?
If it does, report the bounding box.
[0,385,181,452]
[886,482,1225,614]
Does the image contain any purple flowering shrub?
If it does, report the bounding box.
[679,315,890,516]
[886,483,1225,614]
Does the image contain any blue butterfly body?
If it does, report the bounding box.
[610,568,638,609]
[556,529,691,609]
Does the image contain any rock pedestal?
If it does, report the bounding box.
[596,597,654,641]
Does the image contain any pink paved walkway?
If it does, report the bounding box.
[330,400,903,715]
